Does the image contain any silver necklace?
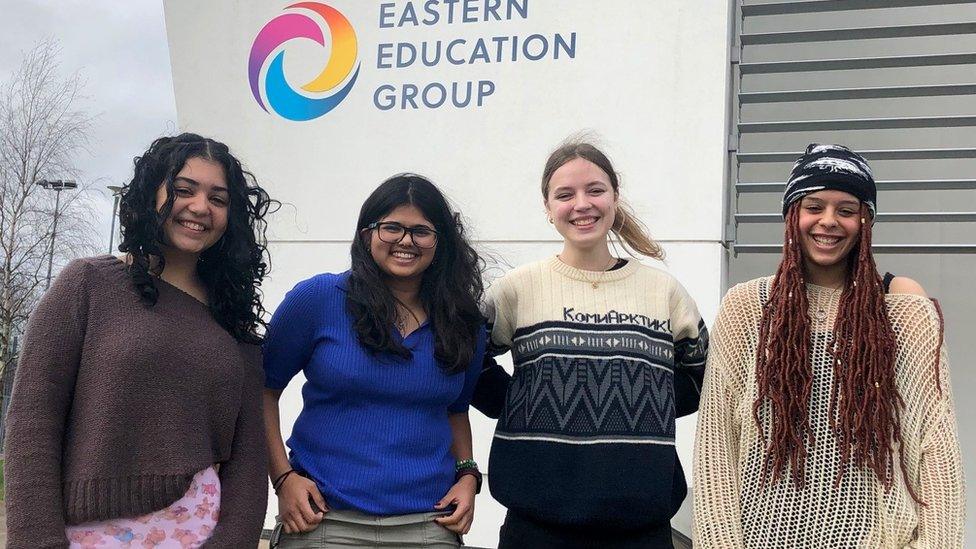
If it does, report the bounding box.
[810,281,843,325]
[394,300,421,336]
[813,307,829,323]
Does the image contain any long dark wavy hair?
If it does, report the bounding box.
[347,174,484,374]
[117,133,277,344]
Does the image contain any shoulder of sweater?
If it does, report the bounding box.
[290,271,348,300]
[502,258,551,281]
[47,255,123,299]
[629,260,678,285]
[64,255,122,282]
[886,295,947,397]
[714,276,769,325]
[724,276,770,302]
[308,271,347,286]
[885,292,941,336]
[885,291,937,312]
[488,259,549,295]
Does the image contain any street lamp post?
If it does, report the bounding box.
[36,179,78,289]
[107,185,123,254]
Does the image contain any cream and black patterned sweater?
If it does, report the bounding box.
[473,256,708,531]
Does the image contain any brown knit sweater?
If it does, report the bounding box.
[3,255,268,548]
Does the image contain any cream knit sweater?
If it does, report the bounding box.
[693,277,965,549]
[479,256,708,531]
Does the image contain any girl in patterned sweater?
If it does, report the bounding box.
[693,144,965,548]
[473,140,708,548]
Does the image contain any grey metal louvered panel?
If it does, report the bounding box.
[738,147,976,162]
[740,52,976,74]
[741,0,975,17]
[734,244,976,253]
[739,115,976,132]
[736,212,976,222]
[739,83,976,102]
[741,22,976,44]
[729,3,976,259]
[737,179,976,192]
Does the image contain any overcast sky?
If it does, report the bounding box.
[0,0,178,253]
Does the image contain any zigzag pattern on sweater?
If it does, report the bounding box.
[496,321,676,445]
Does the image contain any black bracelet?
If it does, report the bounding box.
[455,467,482,494]
[272,469,295,492]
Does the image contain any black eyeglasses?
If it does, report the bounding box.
[365,221,438,249]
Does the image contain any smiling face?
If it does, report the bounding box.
[797,189,863,274]
[367,204,437,283]
[544,157,618,251]
[155,156,230,259]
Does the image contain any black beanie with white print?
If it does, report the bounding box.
[782,144,877,218]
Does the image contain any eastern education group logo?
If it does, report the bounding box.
[248,2,360,121]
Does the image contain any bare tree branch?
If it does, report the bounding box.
[0,38,99,380]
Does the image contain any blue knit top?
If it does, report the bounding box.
[263,272,485,516]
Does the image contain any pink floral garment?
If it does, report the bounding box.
[65,466,220,549]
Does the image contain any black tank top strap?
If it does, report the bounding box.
[882,272,895,294]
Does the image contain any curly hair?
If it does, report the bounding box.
[117,133,277,344]
[754,203,921,502]
[347,174,485,374]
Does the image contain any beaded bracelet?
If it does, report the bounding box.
[454,458,478,471]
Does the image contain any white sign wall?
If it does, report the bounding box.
[164,1,731,544]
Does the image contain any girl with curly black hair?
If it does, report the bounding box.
[4,133,276,548]
[262,174,486,548]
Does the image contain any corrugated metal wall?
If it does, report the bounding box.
[726,0,975,543]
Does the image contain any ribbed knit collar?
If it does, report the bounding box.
[548,255,639,284]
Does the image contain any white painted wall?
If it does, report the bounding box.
[163,1,731,545]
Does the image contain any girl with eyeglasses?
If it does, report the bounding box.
[262,174,486,548]
[472,139,709,548]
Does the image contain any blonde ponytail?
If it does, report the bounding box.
[612,199,665,260]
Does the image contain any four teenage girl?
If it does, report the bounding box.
[3,136,964,548]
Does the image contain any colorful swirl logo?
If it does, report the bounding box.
[248,2,360,121]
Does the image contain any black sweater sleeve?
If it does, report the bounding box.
[471,354,510,419]
[674,319,709,418]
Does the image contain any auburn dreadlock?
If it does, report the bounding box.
[753,203,925,503]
